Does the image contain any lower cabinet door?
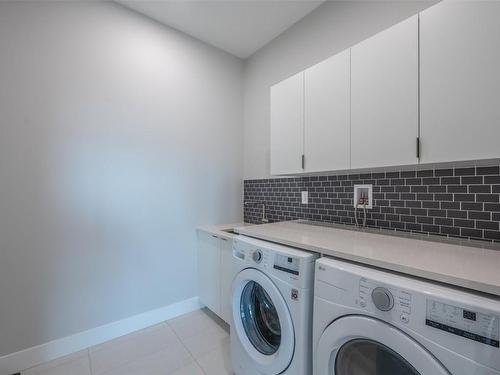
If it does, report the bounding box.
[197,231,221,315]
[219,238,233,325]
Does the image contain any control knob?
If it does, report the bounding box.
[252,250,263,263]
[371,287,394,311]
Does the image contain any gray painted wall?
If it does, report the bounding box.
[243,0,438,180]
[0,1,243,356]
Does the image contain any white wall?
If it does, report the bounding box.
[243,0,438,180]
[0,1,242,357]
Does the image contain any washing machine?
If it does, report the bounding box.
[230,235,319,375]
[313,257,500,375]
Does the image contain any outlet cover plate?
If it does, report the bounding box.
[301,191,308,204]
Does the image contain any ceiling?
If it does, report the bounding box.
[116,0,325,59]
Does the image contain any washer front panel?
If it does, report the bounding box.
[232,268,295,375]
[240,280,282,355]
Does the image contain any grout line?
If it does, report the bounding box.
[86,348,93,375]
[168,317,221,375]
[167,322,199,369]
[166,308,228,373]
[192,356,209,375]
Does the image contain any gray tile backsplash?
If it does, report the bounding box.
[244,165,500,243]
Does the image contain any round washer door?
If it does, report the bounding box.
[232,268,295,375]
[317,315,450,375]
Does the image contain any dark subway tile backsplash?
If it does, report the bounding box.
[244,164,500,243]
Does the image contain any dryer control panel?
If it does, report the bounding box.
[358,278,413,324]
[426,299,500,348]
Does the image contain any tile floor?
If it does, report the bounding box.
[21,308,232,375]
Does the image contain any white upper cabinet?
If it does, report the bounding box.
[350,15,419,169]
[419,1,500,164]
[304,50,350,172]
[269,4,500,174]
[270,72,304,175]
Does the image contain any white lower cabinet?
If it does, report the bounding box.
[197,231,221,316]
[219,238,233,324]
[197,230,232,325]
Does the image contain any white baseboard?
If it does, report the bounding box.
[0,297,202,375]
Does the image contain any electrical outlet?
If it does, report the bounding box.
[301,191,308,204]
[353,184,373,209]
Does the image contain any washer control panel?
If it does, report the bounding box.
[358,278,412,323]
[233,247,271,269]
[273,254,299,276]
[426,299,500,348]
[252,250,263,263]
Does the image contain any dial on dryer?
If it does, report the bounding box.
[372,287,394,311]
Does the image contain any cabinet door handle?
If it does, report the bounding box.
[301,154,305,169]
[416,137,421,159]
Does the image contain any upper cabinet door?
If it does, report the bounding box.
[270,72,304,175]
[304,50,350,172]
[420,1,500,164]
[351,16,419,169]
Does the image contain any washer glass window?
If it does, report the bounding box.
[240,281,281,355]
[335,339,420,375]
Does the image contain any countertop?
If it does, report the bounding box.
[197,222,252,240]
[235,220,500,297]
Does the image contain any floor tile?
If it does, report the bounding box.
[196,340,232,375]
[98,344,193,375]
[21,309,233,375]
[167,308,221,341]
[89,323,180,375]
[181,320,229,358]
[22,350,90,375]
[169,361,205,375]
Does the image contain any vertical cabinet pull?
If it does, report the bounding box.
[301,154,305,169]
[416,137,421,159]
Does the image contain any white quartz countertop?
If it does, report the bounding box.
[197,222,252,240]
[235,221,500,297]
